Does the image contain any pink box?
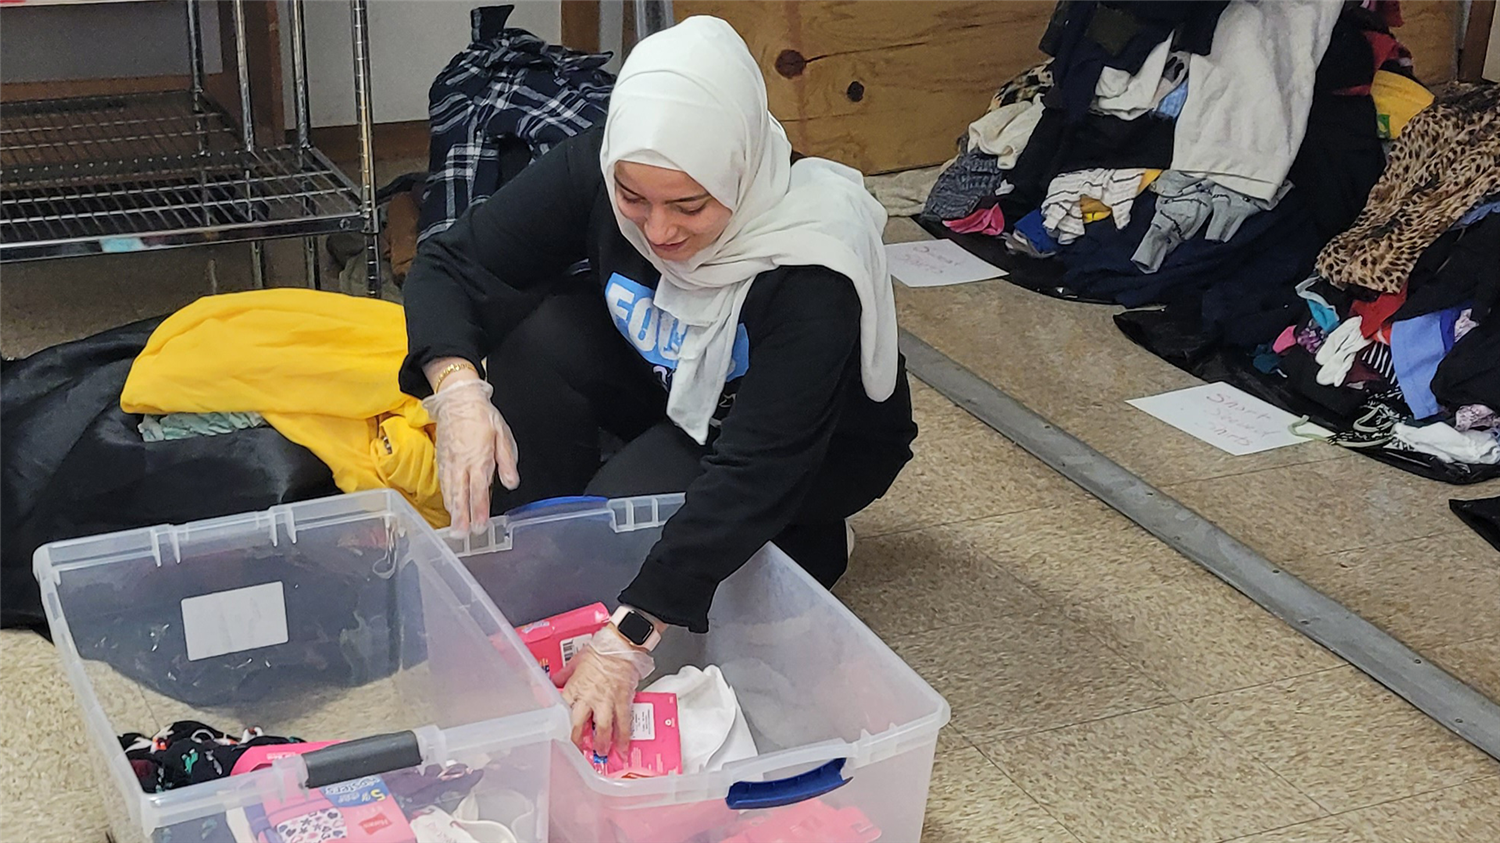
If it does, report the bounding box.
[580,692,682,779]
[722,802,882,843]
[259,774,414,843]
[604,799,738,843]
[514,602,610,684]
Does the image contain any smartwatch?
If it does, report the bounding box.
[611,606,662,651]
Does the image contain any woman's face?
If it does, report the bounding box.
[614,161,732,261]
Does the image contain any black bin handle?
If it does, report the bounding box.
[302,731,422,789]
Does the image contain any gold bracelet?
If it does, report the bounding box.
[432,361,478,392]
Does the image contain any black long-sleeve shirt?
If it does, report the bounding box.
[401,127,916,631]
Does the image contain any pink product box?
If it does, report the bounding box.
[514,602,611,683]
[580,692,682,779]
[259,774,414,843]
[605,799,738,843]
[722,802,882,843]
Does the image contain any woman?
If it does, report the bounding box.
[401,17,917,754]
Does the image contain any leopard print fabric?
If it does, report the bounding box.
[989,60,1053,113]
[1316,83,1500,295]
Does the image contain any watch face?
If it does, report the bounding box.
[617,611,655,646]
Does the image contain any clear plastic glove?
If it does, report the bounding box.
[556,626,655,754]
[422,378,519,533]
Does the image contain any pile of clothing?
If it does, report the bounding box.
[925,0,1419,310]
[118,289,448,526]
[919,0,1500,484]
[1278,84,1500,472]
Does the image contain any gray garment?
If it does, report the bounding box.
[923,150,1011,222]
[139,412,267,442]
[1131,173,1289,273]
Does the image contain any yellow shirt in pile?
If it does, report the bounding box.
[1080,169,1162,222]
[1371,70,1433,140]
[121,288,448,527]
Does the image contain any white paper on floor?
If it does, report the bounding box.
[885,240,1008,287]
[1127,382,1332,456]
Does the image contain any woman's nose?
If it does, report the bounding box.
[644,210,675,244]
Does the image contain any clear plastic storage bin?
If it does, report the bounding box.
[448,495,951,843]
[35,490,570,843]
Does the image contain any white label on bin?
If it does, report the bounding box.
[181,582,289,661]
[559,633,592,665]
[630,702,656,741]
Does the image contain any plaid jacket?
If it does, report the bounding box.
[420,6,614,243]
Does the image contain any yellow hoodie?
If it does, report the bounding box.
[121,289,448,527]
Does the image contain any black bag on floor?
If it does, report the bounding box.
[1451,496,1500,553]
[1,319,339,633]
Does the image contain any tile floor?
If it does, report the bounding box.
[1,194,1497,843]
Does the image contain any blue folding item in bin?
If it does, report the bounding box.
[34,490,570,843]
[446,494,951,843]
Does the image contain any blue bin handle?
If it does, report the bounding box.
[504,495,609,519]
[725,759,850,811]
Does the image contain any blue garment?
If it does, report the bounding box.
[1252,345,1280,374]
[1454,195,1500,229]
[1154,81,1188,118]
[420,6,613,242]
[1391,307,1463,420]
[1012,209,1059,254]
[1295,277,1341,332]
[1041,2,1180,124]
[1307,300,1340,333]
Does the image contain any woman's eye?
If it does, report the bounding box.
[681,205,707,216]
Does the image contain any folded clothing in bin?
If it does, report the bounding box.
[120,720,308,793]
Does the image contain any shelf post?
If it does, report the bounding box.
[350,0,382,297]
[184,0,206,102]
[230,0,256,150]
[289,0,321,289]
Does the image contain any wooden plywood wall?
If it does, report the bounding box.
[675,0,1054,173]
[675,1,1463,174]
[1400,0,1460,83]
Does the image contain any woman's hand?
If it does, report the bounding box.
[557,626,655,755]
[421,374,520,533]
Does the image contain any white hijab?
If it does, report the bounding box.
[599,16,898,444]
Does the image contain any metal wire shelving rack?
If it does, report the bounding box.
[0,0,383,295]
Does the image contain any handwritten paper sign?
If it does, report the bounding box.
[1127,383,1330,456]
[886,240,1008,288]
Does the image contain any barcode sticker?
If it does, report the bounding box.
[630,702,656,741]
[560,633,592,664]
[181,582,288,661]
